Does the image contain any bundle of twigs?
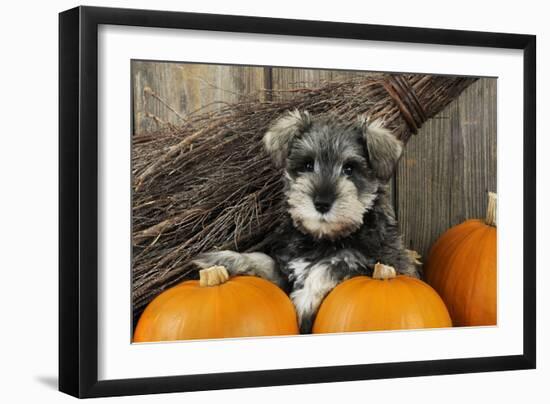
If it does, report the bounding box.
[132,73,476,323]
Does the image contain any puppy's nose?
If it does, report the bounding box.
[314,196,333,214]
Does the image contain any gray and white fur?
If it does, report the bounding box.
[193,110,419,333]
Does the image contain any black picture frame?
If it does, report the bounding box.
[59,5,536,398]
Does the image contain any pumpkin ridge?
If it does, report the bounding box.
[250,280,286,329]
[462,228,488,324]
[214,284,223,338]
[426,221,481,289]
[344,277,373,331]
[188,285,219,339]
[371,275,397,330]
[428,222,481,278]
[231,277,296,335]
[453,227,496,326]
[238,275,289,302]
[316,277,366,332]
[218,280,255,338]
[136,283,202,342]
[427,220,481,260]
[339,280,363,330]
[465,226,496,325]
[408,277,451,327]
[355,277,379,331]
[436,225,487,321]
[241,281,264,336]
[395,277,424,329]
[445,227,488,324]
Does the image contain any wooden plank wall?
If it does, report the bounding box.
[132,61,496,259]
[132,61,268,133]
[397,78,497,258]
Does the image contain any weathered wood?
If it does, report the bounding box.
[452,78,497,223]
[270,67,374,96]
[271,67,333,96]
[396,78,497,259]
[396,100,454,257]
[132,61,266,134]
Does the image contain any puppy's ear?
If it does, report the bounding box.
[358,116,403,181]
[263,109,311,168]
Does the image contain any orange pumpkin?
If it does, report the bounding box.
[134,266,299,342]
[313,263,452,333]
[424,192,497,326]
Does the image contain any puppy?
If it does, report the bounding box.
[194,110,418,333]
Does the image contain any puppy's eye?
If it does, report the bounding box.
[342,163,354,176]
[303,160,315,172]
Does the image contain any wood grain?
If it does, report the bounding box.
[396,78,497,259]
[271,67,333,96]
[270,67,374,97]
[132,61,266,134]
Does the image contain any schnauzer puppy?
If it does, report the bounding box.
[194,110,418,333]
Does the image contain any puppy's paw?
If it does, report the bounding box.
[404,249,422,278]
[382,250,422,279]
[291,287,321,334]
[192,251,243,275]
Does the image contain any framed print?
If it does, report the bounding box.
[59,6,536,398]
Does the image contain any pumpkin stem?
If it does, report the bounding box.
[199,265,230,287]
[373,262,397,280]
[485,192,497,227]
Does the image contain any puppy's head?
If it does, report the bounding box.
[264,110,403,240]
